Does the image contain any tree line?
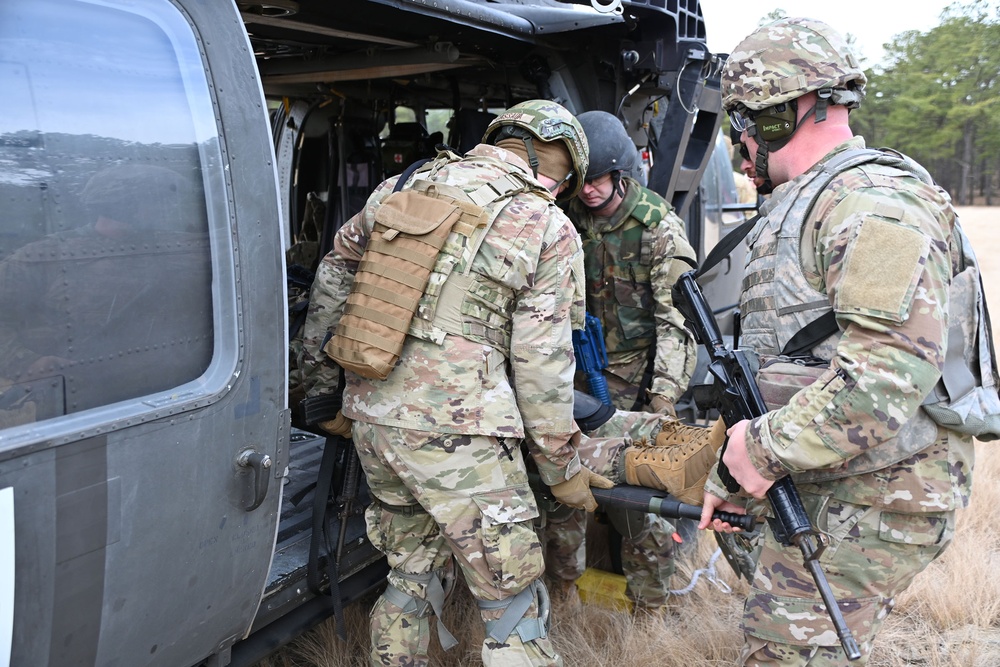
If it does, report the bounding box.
[746,2,999,205]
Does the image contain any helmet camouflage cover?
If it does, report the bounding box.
[722,17,867,112]
[484,99,590,199]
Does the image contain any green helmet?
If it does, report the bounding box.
[721,17,866,113]
[483,99,589,200]
[577,110,635,180]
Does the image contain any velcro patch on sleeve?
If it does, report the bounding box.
[836,217,928,324]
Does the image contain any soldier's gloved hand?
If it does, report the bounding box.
[648,394,677,418]
[318,410,353,438]
[550,467,615,512]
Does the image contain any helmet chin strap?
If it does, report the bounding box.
[584,171,625,211]
[521,135,540,179]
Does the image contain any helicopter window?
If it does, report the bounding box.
[380,106,447,177]
[0,0,228,430]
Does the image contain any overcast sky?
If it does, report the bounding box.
[700,1,955,66]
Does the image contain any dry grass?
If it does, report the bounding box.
[257,208,1000,666]
[255,528,749,667]
[255,446,1000,667]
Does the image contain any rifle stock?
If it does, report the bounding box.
[673,270,862,662]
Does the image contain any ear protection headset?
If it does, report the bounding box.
[738,92,832,181]
[748,101,799,142]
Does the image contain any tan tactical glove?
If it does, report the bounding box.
[623,418,726,505]
[318,410,353,438]
[648,394,677,418]
[550,467,615,512]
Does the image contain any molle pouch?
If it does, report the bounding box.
[756,355,830,411]
[325,188,464,379]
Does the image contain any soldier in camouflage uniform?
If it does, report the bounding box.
[302,100,615,667]
[699,17,977,666]
[546,110,698,613]
[566,110,697,413]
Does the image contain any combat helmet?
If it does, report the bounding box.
[576,110,636,209]
[483,99,589,200]
[722,17,866,114]
[722,18,866,181]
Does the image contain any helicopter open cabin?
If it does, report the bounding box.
[0,1,749,665]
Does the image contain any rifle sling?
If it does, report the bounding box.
[694,214,759,279]
[779,311,838,358]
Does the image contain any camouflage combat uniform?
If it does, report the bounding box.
[544,179,697,610]
[567,177,697,407]
[307,142,585,667]
[706,137,975,665]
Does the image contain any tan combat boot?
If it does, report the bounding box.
[622,418,726,505]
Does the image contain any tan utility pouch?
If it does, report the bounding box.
[756,355,829,411]
[325,189,466,379]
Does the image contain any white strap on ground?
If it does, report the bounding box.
[669,547,732,595]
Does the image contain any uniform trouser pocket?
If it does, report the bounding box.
[743,494,955,650]
[470,485,543,595]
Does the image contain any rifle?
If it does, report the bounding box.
[673,270,862,661]
[573,312,612,405]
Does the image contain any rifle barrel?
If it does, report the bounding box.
[800,537,863,660]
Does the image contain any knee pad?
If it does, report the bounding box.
[477,578,551,644]
[384,568,459,650]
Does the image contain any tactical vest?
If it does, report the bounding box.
[739,147,998,481]
[327,152,550,379]
[739,157,846,361]
[577,178,664,355]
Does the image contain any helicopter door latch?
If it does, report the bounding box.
[236,448,272,511]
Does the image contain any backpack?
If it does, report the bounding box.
[920,222,1000,440]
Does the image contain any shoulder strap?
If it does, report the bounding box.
[797,148,896,226]
[695,214,759,278]
[393,158,433,193]
[780,311,838,357]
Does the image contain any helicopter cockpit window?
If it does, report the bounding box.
[0,0,228,430]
